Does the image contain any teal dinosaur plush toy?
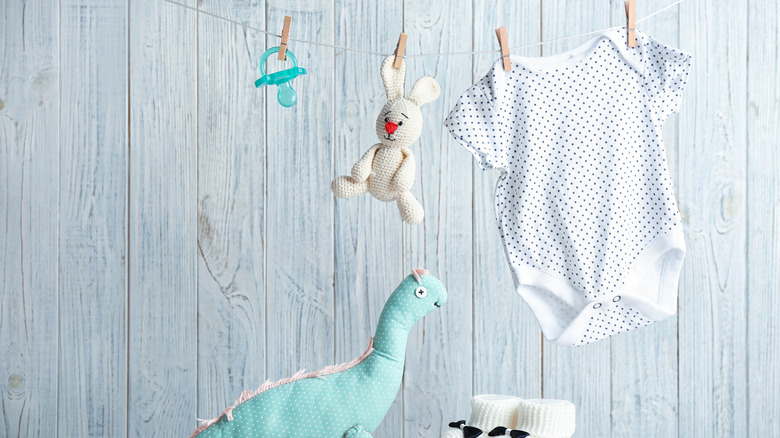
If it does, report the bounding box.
[192,268,447,438]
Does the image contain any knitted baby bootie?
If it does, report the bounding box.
[514,399,576,438]
[443,394,521,438]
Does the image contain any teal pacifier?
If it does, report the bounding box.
[255,47,307,108]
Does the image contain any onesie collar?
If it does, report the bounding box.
[600,27,644,73]
[503,27,643,75]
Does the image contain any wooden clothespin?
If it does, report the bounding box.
[278,16,292,60]
[495,26,511,71]
[624,0,636,47]
[393,33,408,69]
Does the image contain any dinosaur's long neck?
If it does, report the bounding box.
[372,312,411,363]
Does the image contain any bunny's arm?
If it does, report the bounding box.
[391,149,415,192]
[351,144,381,182]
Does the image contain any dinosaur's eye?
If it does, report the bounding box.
[384,117,389,122]
[398,121,403,126]
[414,287,427,298]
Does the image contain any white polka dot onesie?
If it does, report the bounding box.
[444,28,691,346]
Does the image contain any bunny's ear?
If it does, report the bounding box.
[381,56,405,100]
[407,76,441,107]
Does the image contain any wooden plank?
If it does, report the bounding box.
[402,2,474,436]
[195,0,268,425]
[746,0,780,435]
[470,0,543,405]
[127,0,197,435]
[264,0,336,396]
[610,2,680,437]
[677,0,748,436]
[539,2,612,437]
[331,1,404,437]
[0,0,59,436]
[57,0,128,436]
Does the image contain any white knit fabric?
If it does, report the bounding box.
[442,394,520,438]
[516,399,576,438]
[444,29,690,345]
[332,56,440,224]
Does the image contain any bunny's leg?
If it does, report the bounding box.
[396,191,424,224]
[344,425,373,438]
[332,176,369,198]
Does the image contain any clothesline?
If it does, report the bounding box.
[162,0,685,57]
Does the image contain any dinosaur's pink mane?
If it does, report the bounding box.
[190,337,374,438]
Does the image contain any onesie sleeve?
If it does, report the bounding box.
[641,35,692,123]
[444,73,510,172]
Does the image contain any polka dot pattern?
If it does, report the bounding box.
[445,28,690,345]
[194,273,447,437]
[578,302,653,345]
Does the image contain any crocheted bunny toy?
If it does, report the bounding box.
[332,56,440,224]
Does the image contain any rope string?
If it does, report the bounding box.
[162,0,685,58]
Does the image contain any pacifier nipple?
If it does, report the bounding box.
[277,82,297,108]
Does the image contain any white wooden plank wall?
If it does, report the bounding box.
[196,0,266,424]
[677,1,749,437]
[57,1,128,436]
[0,0,59,436]
[746,1,780,436]
[1,0,779,437]
[128,0,197,435]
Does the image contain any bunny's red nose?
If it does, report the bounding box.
[385,122,398,134]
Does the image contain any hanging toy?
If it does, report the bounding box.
[331,53,440,224]
[255,16,306,108]
[255,46,307,108]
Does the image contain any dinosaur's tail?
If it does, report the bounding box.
[191,337,375,438]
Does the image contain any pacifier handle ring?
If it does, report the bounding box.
[259,47,299,76]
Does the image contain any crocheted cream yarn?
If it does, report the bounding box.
[516,399,576,438]
[442,395,520,438]
[331,56,440,224]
